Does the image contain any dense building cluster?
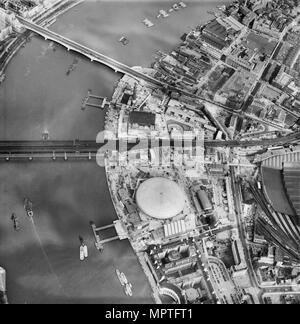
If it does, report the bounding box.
[0,0,75,42]
[0,7,21,41]
[0,0,56,17]
[102,0,300,305]
[152,0,300,137]
[1,0,300,305]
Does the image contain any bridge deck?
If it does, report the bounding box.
[17,16,241,116]
[0,130,299,157]
[18,16,166,87]
[17,15,300,135]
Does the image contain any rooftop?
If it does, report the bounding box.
[129,111,156,127]
[136,177,186,220]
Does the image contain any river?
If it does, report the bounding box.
[0,0,228,304]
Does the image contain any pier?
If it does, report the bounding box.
[90,220,128,251]
[81,91,110,111]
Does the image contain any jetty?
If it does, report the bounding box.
[81,91,111,111]
[90,220,128,251]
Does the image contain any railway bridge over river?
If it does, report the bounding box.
[0,131,300,162]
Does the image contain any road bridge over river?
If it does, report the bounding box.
[17,17,245,116]
[17,16,172,86]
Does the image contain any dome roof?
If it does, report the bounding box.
[136,177,185,220]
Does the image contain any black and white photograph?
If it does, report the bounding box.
[1,0,300,307]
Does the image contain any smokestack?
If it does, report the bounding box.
[0,267,8,304]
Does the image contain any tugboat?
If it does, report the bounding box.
[173,3,180,11]
[124,282,133,297]
[66,58,79,76]
[119,36,129,46]
[142,18,155,27]
[11,213,20,232]
[79,236,88,261]
[0,72,5,84]
[79,244,88,261]
[23,198,33,218]
[116,269,126,286]
[158,10,169,18]
[116,269,133,296]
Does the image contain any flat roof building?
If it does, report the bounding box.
[164,220,187,238]
[197,190,212,211]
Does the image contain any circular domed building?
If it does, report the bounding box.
[136,177,186,220]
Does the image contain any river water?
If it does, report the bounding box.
[0,0,228,304]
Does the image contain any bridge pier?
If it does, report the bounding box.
[16,17,172,91]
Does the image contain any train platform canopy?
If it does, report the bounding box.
[261,166,296,217]
[283,163,300,219]
[136,177,186,220]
